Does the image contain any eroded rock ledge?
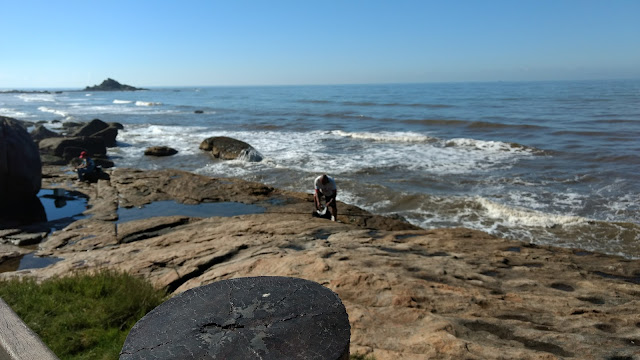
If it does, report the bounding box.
[2,166,640,360]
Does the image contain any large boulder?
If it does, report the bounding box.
[121,277,350,360]
[109,122,124,130]
[72,119,119,147]
[72,119,109,137]
[199,136,263,162]
[0,117,42,198]
[0,116,46,225]
[30,124,61,143]
[39,136,107,159]
[144,146,178,157]
[93,126,119,147]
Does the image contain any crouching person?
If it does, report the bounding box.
[76,151,95,182]
[314,174,337,221]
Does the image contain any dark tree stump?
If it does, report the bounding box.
[120,276,351,360]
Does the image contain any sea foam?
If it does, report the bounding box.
[136,101,162,106]
[0,108,30,119]
[476,197,587,228]
[331,130,435,143]
[17,93,55,102]
[38,106,68,118]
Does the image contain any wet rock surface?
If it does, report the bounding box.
[199,136,263,161]
[143,146,178,157]
[1,165,639,359]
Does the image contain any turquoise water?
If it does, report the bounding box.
[3,80,639,257]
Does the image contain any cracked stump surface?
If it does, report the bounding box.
[120,276,350,360]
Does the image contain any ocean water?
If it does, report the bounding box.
[2,80,639,258]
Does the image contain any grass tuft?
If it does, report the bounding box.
[0,270,166,360]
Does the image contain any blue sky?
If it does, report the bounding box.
[1,0,639,88]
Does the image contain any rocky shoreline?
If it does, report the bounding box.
[0,162,638,359]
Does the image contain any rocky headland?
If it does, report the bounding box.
[1,117,639,359]
[83,78,147,91]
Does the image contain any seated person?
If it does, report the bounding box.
[76,151,95,181]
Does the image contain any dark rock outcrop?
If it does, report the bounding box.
[72,119,119,147]
[199,136,263,162]
[30,125,61,143]
[72,119,109,137]
[144,146,178,157]
[83,78,147,91]
[93,127,119,147]
[39,137,107,159]
[0,116,46,225]
[109,122,124,130]
[121,277,351,360]
[0,116,42,197]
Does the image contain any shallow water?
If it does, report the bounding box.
[0,253,63,273]
[116,201,265,223]
[38,188,87,225]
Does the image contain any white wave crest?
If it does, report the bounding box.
[477,197,587,228]
[238,148,264,162]
[17,94,55,102]
[0,108,30,118]
[331,130,435,143]
[445,138,535,154]
[38,106,68,118]
[135,101,162,106]
[113,99,133,104]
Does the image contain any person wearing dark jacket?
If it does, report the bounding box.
[76,151,95,182]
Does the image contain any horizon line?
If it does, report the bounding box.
[2,77,639,91]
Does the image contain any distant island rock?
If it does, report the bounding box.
[84,78,147,91]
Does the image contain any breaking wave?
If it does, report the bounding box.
[38,106,68,118]
[136,101,162,106]
[330,130,436,143]
[476,197,587,228]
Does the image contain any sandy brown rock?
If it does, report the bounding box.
[2,167,640,360]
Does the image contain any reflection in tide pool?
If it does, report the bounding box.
[0,253,63,273]
[18,253,62,270]
[117,201,265,224]
[38,189,87,222]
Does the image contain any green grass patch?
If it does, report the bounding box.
[0,270,167,360]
